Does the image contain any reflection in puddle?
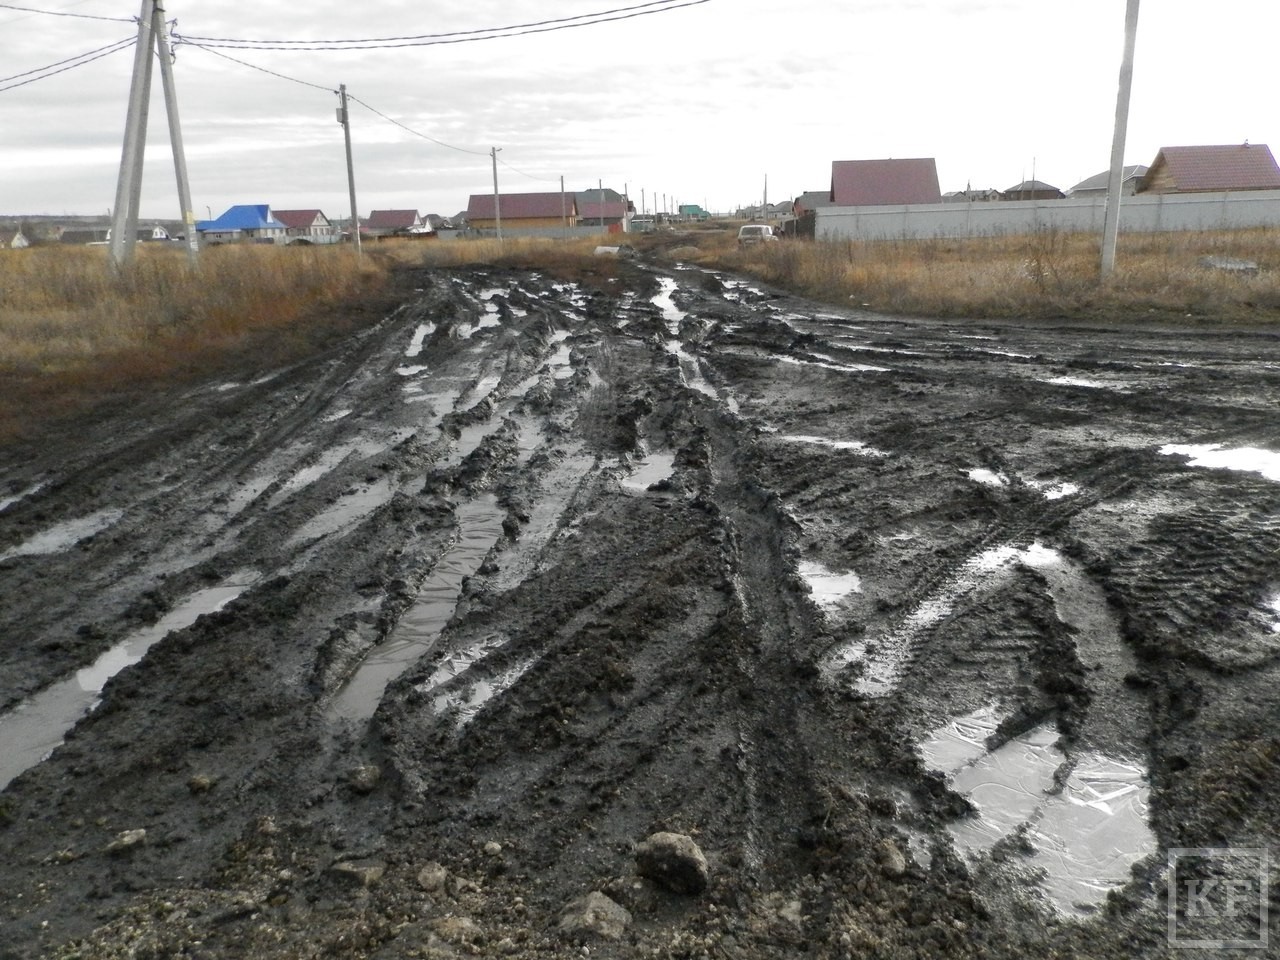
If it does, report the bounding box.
[621,452,677,493]
[652,278,686,330]
[1160,443,1280,483]
[405,322,436,357]
[799,560,861,611]
[920,707,1155,915]
[779,435,885,456]
[968,468,1009,487]
[0,507,125,561]
[397,365,430,377]
[1023,476,1080,500]
[1041,376,1127,391]
[0,482,45,513]
[326,496,506,724]
[772,353,889,374]
[429,656,537,728]
[826,543,1061,696]
[0,572,259,791]
[288,476,400,544]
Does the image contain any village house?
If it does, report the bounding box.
[466,192,579,232]
[1067,165,1148,198]
[829,158,943,206]
[1003,179,1065,201]
[1138,143,1280,194]
[273,209,338,244]
[363,209,431,239]
[195,205,288,245]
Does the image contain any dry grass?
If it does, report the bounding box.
[0,242,385,441]
[679,226,1280,323]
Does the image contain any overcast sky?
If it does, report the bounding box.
[2,0,1277,221]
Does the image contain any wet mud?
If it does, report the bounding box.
[1,257,1279,957]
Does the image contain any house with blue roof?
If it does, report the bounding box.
[194,205,288,245]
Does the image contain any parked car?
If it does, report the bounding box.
[737,224,778,245]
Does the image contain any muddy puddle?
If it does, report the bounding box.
[1160,442,1280,482]
[620,451,676,493]
[326,495,506,724]
[0,507,124,561]
[798,560,861,614]
[0,571,259,791]
[920,706,1155,915]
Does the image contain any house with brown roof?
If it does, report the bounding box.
[364,209,429,238]
[830,158,942,206]
[1003,179,1065,201]
[1138,143,1280,194]
[466,192,578,231]
[274,209,337,244]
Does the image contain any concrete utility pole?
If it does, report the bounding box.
[490,147,503,241]
[110,0,199,268]
[337,84,361,257]
[599,179,606,236]
[560,175,567,238]
[1101,0,1141,277]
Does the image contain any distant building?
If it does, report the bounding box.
[1003,179,1065,201]
[792,191,834,217]
[0,226,31,249]
[364,209,430,238]
[273,209,338,244]
[578,200,630,229]
[1138,143,1280,194]
[942,187,1003,203]
[678,203,710,220]
[1067,165,1148,198]
[195,205,288,244]
[466,192,578,231]
[830,158,942,206]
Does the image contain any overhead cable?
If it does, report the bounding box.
[497,156,559,183]
[346,95,488,157]
[171,0,711,51]
[0,35,135,92]
[182,42,337,94]
[0,2,135,22]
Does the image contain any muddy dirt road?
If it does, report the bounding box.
[1,257,1278,957]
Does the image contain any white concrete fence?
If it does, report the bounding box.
[816,189,1280,241]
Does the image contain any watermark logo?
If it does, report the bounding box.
[1168,847,1269,950]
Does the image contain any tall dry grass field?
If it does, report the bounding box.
[691,227,1280,322]
[0,243,383,440]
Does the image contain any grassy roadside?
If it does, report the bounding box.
[2,227,1277,444]
[674,224,1280,324]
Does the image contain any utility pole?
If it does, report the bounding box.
[109,1,156,268]
[153,2,198,264]
[491,147,503,241]
[337,84,361,257]
[560,175,567,238]
[1101,0,1141,277]
[599,178,606,236]
[110,0,199,268]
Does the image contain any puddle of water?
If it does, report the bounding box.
[322,408,353,423]
[397,365,430,377]
[430,657,536,728]
[778,435,886,456]
[548,343,574,379]
[0,572,258,791]
[1041,376,1126,391]
[0,507,125,561]
[827,543,1062,695]
[288,476,400,544]
[405,322,437,357]
[1267,595,1280,632]
[1022,476,1080,500]
[921,706,1155,915]
[1159,443,1280,483]
[968,468,1009,487]
[971,347,1034,359]
[620,452,677,493]
[799,560,861,611]
[326,495,506,724]
[666,340,719,400]
[652,278,687,330]
[772,354,889,375]
[0,482,45,513]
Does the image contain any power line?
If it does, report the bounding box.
[345,95,488,157]
[497,155,558,183]
[0,2,135,22]
[0,35,135,92]
[181,42,336,94]
[171,0,712,51]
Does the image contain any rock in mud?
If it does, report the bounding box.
[329,859,385,888]
[347,764,381,794]
[877,838,907,879]
[103,828,146,856]
[635,831,709,895]
[417,861,449,894]
[558,890,633,940]
[429,915,484,946]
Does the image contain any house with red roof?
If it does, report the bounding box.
[1139,143,1280,194]
[466,192,578,231]
[830,158,942,206]
[273,209,337,244]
